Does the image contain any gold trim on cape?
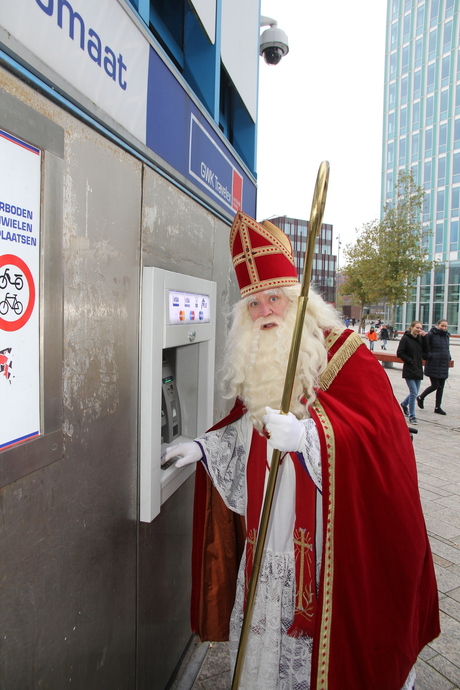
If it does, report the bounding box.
[309,329,361,688]
[311,398,335,690]
[319,331,363,392]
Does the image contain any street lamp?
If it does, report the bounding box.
[335,234,342,269]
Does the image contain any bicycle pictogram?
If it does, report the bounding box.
[0,293,23,316]
[0,255,35,332]
[0,267,24,291]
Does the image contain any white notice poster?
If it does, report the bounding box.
[0,129,41,451]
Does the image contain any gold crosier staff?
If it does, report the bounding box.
[231,160,330,690]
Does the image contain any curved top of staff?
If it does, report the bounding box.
[300,160,330,296]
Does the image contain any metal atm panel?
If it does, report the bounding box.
[140,268,216,522]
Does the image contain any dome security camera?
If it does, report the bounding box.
[259,17,289,66]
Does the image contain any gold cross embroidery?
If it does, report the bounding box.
[293,528,314,612]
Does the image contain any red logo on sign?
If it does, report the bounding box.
[232,169,243,211]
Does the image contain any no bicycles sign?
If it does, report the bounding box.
[0,254,36,332]
[0,129,41,451]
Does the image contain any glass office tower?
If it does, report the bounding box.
[382,0,460,333]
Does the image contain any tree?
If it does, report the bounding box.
[377,170,433,325]
[341,170,434,328]
[340,221,382,328]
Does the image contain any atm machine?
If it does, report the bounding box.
[140,267,216,523]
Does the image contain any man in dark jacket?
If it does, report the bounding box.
[417,319,451,415]
[397,321,429,424]
[379,325,389,350]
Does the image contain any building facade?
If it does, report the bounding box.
[0,1,262,688]
[382,0,460,333]
[270,216,337,305]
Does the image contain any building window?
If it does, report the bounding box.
[403,13,411,42]
[425,128,433,155]
[415,37,423,67]
[400,106,407,132]
[388,111,395,135]
[413,100,420,125]
[388,141,395,164]
[424,160,432,187]
[412,131,420,159]
[427,62,435,93]
[422,224,430,251]
[437,189,445,219]
[450,220,459,251]
[435,221,444,252]
[454,151,460,183]
[399,137,406,164]
[440,89,449,120]
[391,22,398,48]
[149,0,186,68]
[390,51,397,77]
[455,119,460,149]
[413,69,421,98]
[430,0,439,27]
[442,55,450,87]
[416,5,424,36]
[423,192,431,221]
[387,171,394,195]
[426,95,434,123]
[389,82,396,104]
[439,122,447,153]
[452,187,460,217]
[445,0,454,18]
[443,20,452,52]
[401,75,408,100]
[448,262,460,285]
[428,29,437,60]
[402,45,410,73]
[438,157,446,187]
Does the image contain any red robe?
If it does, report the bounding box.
[191,329,440,690]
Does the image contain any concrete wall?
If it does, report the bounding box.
[0,66,239,690]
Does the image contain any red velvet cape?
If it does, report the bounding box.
[191,329,440,689]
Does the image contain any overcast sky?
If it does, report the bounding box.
[256,0,388,259]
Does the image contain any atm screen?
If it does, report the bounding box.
[168,290,211,325]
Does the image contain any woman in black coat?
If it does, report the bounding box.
[417,319,451,415]
[397,321,429,424]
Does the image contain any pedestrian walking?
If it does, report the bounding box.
[379,324,389,350]
[397,321,429,424]
[365,326,378,351]
[417,319,451,415]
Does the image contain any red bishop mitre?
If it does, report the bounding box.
[230,212,299,298]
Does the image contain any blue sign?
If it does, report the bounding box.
[189,115,243,212]
[146,47,256,217]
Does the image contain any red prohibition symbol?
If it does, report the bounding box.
[0,254,36,332]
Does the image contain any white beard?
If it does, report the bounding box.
[239,313,307,431]
[221,286,341,432]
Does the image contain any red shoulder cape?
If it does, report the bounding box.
[191,329,440,689]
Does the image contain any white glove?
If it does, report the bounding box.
[262,406,305,453]
[161,441,202,469]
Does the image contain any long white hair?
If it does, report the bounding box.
[220,284,343,429]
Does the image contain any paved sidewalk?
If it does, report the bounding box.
[174,335,460,690]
